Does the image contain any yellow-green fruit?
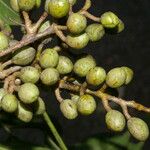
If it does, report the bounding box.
[60,99,78,119]
[127,117,149,141]
[121,66,134,85]
[40,68,59,86]
[45,0,51,12]
[39,48,59,69]
[106,67,126,88]
[1,94,18,113]
[77,94,96,115]
[12,47,36,66]
[105,110,126,132]
[69,0,76,5]
[100,11,119,28]
[86,24,105,42]
[18,0,36,11]
[48,0,70,18]
[74,55,96,77]
[18,83,39,104]
[20,66,40,83]
[117,19,125,33]
[86,66,106,86]
[67,13,87,34]
[0,32,9,52]
[0,89,7,108]
[38,21,51,33]
[17,102,33,123]
[71,94,79,104]
[56,56,73,74]
[66,33,89,49]
[10,0,20,12]
[35,0,41,8]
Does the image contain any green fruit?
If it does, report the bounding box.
[34,97,46,115]
[17,102,33,123]
[127,117,149,141]
[18,0,36,11]
[56,56,73,74]
[74,55,96,77]
[39,48,59,69]
[48,0,70,18]
[10,0,20,12]
[20,66,40,83]
[0,89,7,108]
[69,0,76,5]
[40,68,59,85]
[77,94,96,115]
[121,66,134,85]
[67,13,87,34]
[66,33,89,49]
[18,83,39,104]
[86,24,105,42]
[38,21,51,33]
[105,110,126,132]
[117,19,124,33]
[60,99,78,119]
[12,47,36,66]
[45,0,51,12]
[86,66,106,86]
[35,0,41,8]
[100,11,119,28]
[106,67,126,88]
[1,94,18,113]
[0,32,9,52]
[71,94,79,104]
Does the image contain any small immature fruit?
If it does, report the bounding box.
[117,19,125,33]
[86,66,106,86]
[100,11,119,28]
[48,0,70,18]
[121,66,134,85]
[45,0,51,12]
[0,32,9,52]
[38,21,51,33]
[18,0,36,11]
[71,94,79,104]
[106,67,126,88]
[17,102,33,123]
[66,33,89,49]
[56,56,73,74]
[77,94,96,115]
[74,55,96,77]
[86,24,105,42]
[10,0,20,12]
[0,89,7,108]
[12,47,36,66]
[67,13,87,34]
[127,117,149,141]
[18,83,39,104]
[40,68,59,86]
[20,66,40,83]
[35,0,41,8]
[39,48,59,69]
[1,94,18,113]
[105,110,126,132]
[60,99,78,119]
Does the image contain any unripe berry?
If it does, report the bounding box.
[121,66,134,85]
[12,47,36,66]
[34,97,46,115]
[10,0,20,12]
[40,68,59,86]
[86,24,105,42]
[1,94,18,113]
[117,19,125,33]
[39,48,59,69]
[56,56,73,74]
[18,83,39,104]
[71,94,79,104]
[38,21,51,33]
[100,11,119,28]
[18,0,36,11]
[106,67,126,88]
[60,99,78,119]
[20,66,40,83]
[69,0,76,5]
[66,33,89,49]
[48,0,70,18]
[0,32,9,52]
[45,0,51,12]
[77,94,96,115]
[35,0,41,8]
[67,13,87,34]
[105,110,126,132]
[86,66,106,86]
[0,89,7,108]
[17,102,33,123]
[74,55,96,77]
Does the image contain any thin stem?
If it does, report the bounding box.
[43,112,68,150]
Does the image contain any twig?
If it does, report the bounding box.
[55,88,64,103]
[79,0,91,12]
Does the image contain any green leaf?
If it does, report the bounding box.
[0,0,21,25]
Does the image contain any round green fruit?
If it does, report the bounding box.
[77,94,96,115]
[117,19,125,33]
[71,94,79,104]
[105,110,126,132]
[18,83,39,104]
[45,0,51,12]
[0,89,7,108]
[0,32,9,52]
[38,21,51,33]
[40,68,59,86]
[10,0,20,12]
[35,0,41,8]
[18,0,36,11]
[60,99,78,119]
